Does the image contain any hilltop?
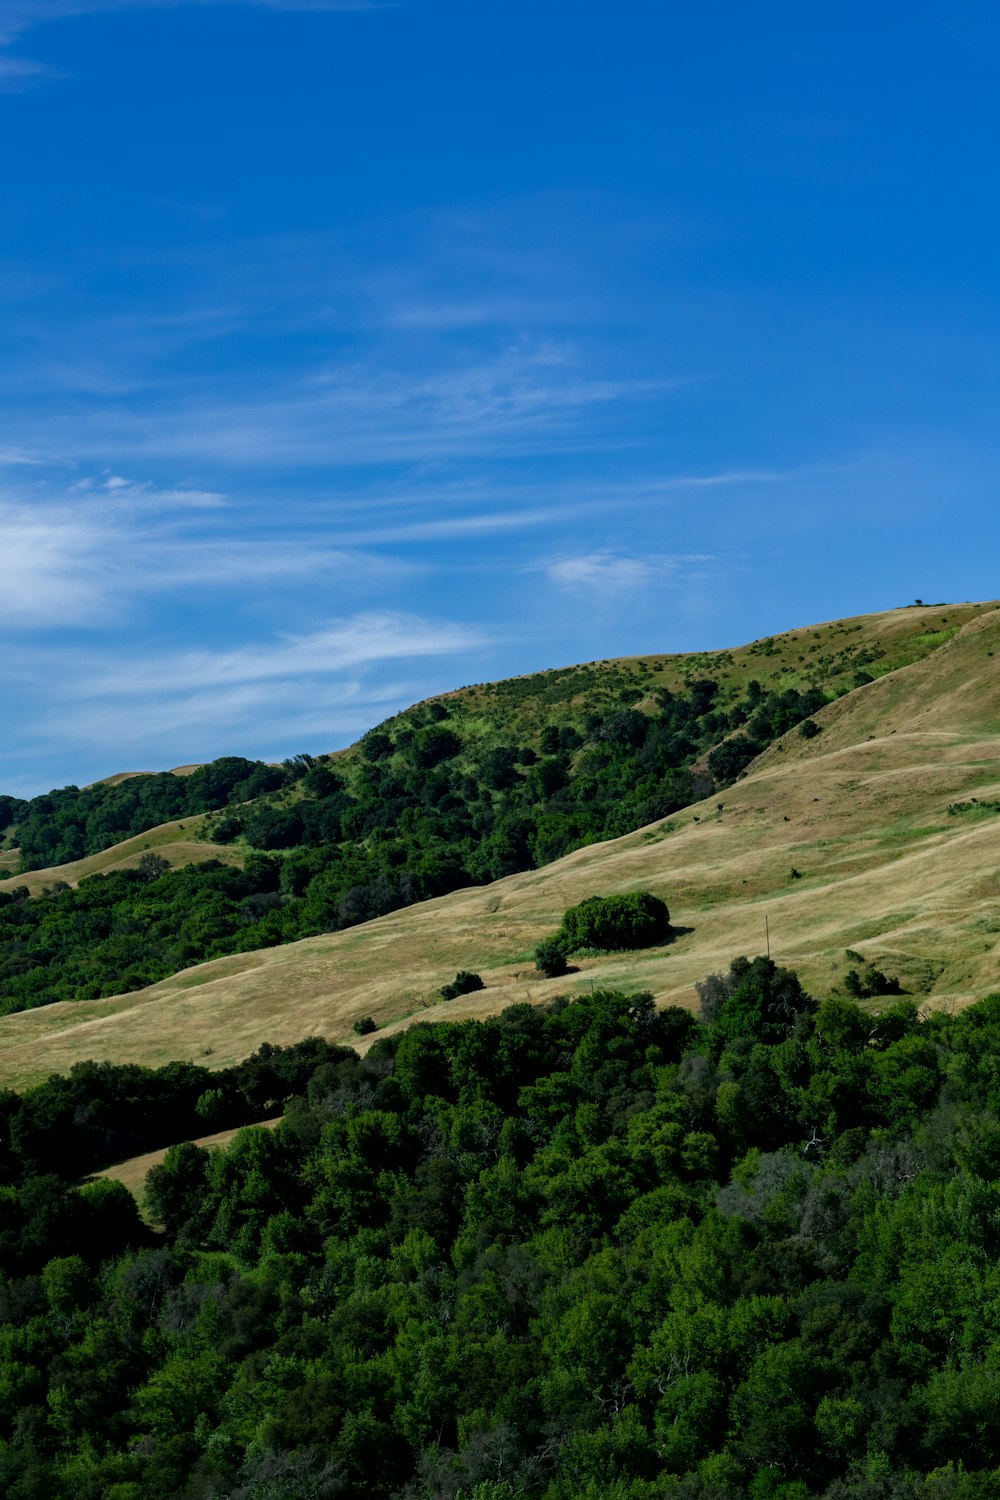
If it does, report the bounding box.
[0,600,996,1088]
[1,600,981,889]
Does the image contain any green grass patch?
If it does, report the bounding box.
[947,799,1000,819]
[914,628,960,649]
[877,825,946,842]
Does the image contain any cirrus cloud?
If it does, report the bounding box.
[9,611,491,776]
[0,474,413,628]
[545,550,718,591]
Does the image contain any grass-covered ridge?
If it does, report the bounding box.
[0,603,987,1020]
[0,662,821,1015]
[6,967,1000,1495]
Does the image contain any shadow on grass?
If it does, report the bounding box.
[639,926,694,950]
[566,926,696,961]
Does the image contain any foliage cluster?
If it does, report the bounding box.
[534,938,569,978]
[844,966,902,999]
[439,971,485,1002]
[4,963,1000,1494]
[554,892,671,955]
[534,891,671,978]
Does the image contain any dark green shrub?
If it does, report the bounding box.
[242,808,305,850]
[844,965,902,999]
[556,892,670,953]
[361,731,394,762]
[440,971,485,1001]
[412,726,461,767]
[210,815,244,844]
[353,1015,379,1035]
[697,954,816,1047]
[534,938,569,977]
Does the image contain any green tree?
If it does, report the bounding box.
[534,938,568,977]
[555,892,670,953]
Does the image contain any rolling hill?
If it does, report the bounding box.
[0,600,997,1090]
[0,597,984,894]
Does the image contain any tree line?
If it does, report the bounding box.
[2,960,1000,1495]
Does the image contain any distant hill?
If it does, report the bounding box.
[0,600,997,1088]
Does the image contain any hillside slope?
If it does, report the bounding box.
[2,599,986,893]
[1,603,998,1088]
[1,602,984,1019]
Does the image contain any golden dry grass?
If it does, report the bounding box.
[2,602,999,1091]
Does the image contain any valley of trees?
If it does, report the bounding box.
[0,678,825,1015]
[2,960,1000,1496]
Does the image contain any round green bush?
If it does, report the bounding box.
[556,892,670,953]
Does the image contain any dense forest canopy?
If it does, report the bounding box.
[3,962,1000,1496]
[0,677,827,1016]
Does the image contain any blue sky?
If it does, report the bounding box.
[1,1,998,792]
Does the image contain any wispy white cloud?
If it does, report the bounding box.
[12,343,666,471]
[1,0,378,36]
[0,476,412,627]
[649,468,818,490]
[0,446,48,466]
[0,52,55,82]
[337,506,571,545]
[39,679,392,755]
[70,471,227,509]
[0,502,133,626]
[16,612,487,767]
[75,611,487,698]
[545,550,718,591]
[302,465,825,524]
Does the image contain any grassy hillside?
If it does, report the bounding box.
[1,601,997,1089]
[0,755,288,875]
[2,598,985,893]
[7,603,976,1018]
